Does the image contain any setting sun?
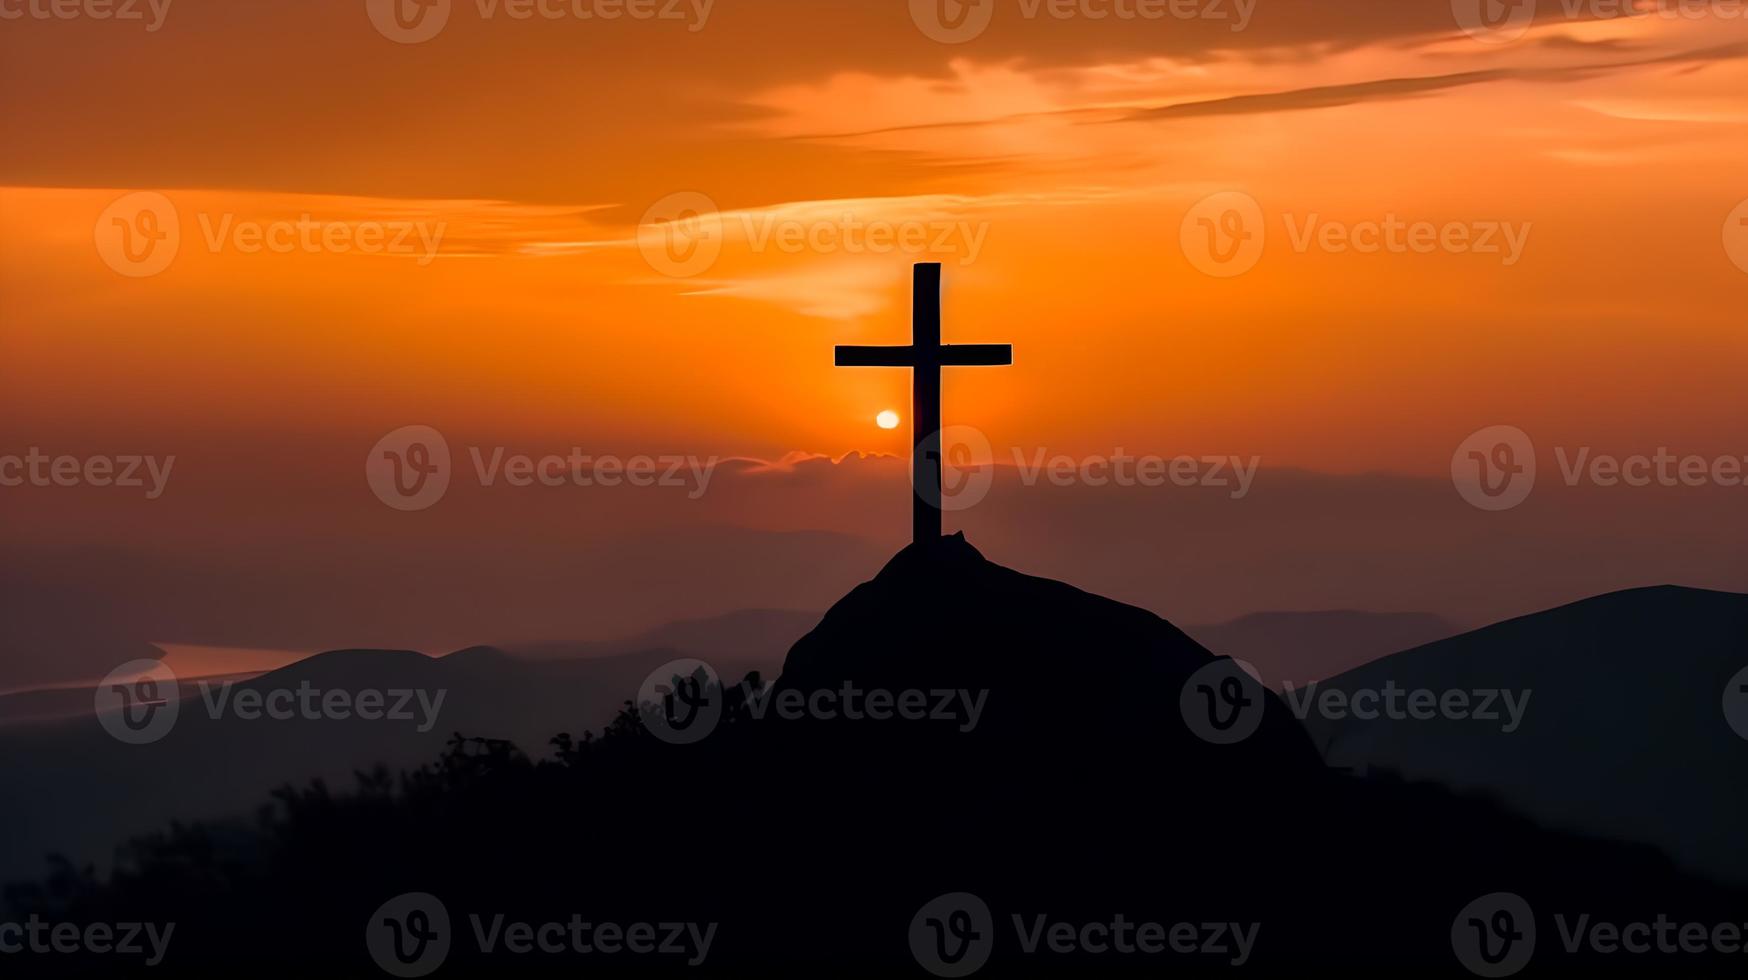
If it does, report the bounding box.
[876,410,900,430]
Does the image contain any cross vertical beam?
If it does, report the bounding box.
[912,263,944,546]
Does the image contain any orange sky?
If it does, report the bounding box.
[3,2,1746,473]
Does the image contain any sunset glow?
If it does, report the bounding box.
[2,5,1744,475]
[2,0,1746,685]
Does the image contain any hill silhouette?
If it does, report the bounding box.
[1308,584,1748,884]
[777,533,1319,770]
[7,541,1744,976]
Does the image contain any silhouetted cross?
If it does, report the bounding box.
[836,263,1013,546]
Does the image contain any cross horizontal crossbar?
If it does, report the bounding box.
[834,344,1013,367]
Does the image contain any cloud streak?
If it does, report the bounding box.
[1119,42,1748,121]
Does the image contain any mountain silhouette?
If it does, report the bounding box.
[0,643,779,887]
[505,607,818,665]
[1307,584,1748,884]
[7,542,1745,976]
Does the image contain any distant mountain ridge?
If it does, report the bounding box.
[1186,609,1460,688]
[1306,585,1748,884]
[505,608,820,664]
[0,641,787,888]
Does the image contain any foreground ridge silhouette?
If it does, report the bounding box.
[9,540,1745,977]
